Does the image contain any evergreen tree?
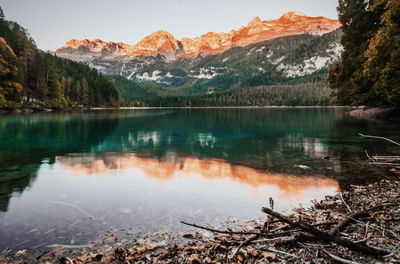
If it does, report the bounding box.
[328,0,400,107]
[0,37,23,106]
[0,6,4,20]
[328,0,382,105]
[363,0,400,107]
[81,77,89,106]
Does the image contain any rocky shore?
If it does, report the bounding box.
[0,180,399,264]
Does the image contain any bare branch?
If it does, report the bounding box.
[359,133,400,146]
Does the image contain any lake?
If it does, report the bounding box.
[0,108,399,252]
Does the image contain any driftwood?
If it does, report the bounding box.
[261,207,389,255]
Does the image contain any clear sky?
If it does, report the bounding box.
[0,0,339,51]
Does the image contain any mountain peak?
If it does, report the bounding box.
[149,30,175,38]
[280,11,307,20]
[247,16,262,27]
[129,30,179,57]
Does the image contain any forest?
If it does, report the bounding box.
[142,82,332,107]
[0,9,119,109]
[329,0,400,107]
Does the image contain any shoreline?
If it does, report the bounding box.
[0,105,351,114]
[1,180,398,263]
[4,106,399,124]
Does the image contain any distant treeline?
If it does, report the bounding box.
[0,9,119,109]
[142,83,332,107]
[329,0,400,107]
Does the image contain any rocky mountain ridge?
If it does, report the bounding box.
[57,12,340,59]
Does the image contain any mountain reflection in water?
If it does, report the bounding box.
[57,153,339,202]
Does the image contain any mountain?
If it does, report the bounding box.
[57,12,340,59]
[55,12,342,98]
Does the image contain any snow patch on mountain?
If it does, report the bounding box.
[190,67,226,79]
[326,42,343,60]
[266,50,274,58]
[136,71,163,81]
[277,41,343,77]
[272,56,285,65]
[256,46,266,53]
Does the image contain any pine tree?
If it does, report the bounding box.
[0,6,4,20]
[81,77,89,106]
[363,0,400,107]
[0,38,23,106]
[328,0,383,105]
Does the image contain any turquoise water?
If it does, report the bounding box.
[0,108,399,251]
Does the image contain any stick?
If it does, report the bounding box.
[181,221,263,236]
[47,201,101,220]
[365,150,373,160]
[367,162,400,166]
[340,193,352,212]
[261,207,389,255]
[230,234,258,259]
[330,211,369,235]
[359,133,400,146]
[322,249,361,264]
[252,236,297,244]
[371,156,400,160]
[259,246,298,258]
[373,156,400,159]
[47,244,90,249]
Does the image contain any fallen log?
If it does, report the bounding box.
[261,207,389,256]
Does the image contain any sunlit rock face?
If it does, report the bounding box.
[230,12,340,48]
[56,12,341,59]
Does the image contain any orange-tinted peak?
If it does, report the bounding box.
[280,11,307,19]
[247,16,262,26]
[148,30,175,38]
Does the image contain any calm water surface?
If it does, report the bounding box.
[0,108,399,251]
